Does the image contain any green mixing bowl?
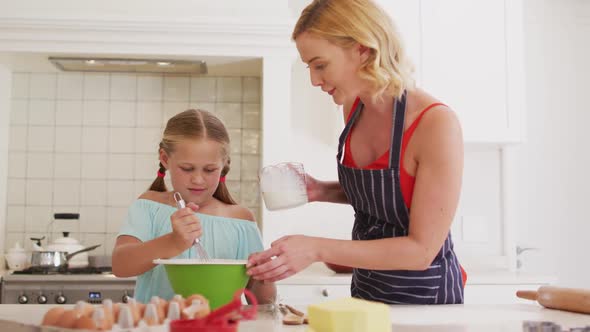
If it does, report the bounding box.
[154,259,249,310]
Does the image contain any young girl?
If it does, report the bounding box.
[112,109,276,305]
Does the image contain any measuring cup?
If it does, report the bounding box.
[259,162,308,211]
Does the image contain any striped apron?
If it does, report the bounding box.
[336,92,464,304]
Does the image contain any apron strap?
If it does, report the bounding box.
[337,100,363,163]
[388,91,407,170]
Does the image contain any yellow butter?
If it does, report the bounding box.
[307,297,391,332]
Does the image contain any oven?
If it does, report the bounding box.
[0,267,135,305]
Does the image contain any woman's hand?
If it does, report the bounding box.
[305,173,324,203]
[246,235,321,282]
[170,202,201,252]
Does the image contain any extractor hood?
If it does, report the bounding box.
[49,57,207,74]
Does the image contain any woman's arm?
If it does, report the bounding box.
[248,108,463,280]
[306,174,349,204]
[246,279,277,304]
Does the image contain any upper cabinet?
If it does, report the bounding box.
[378,0,525,144]
[420,0,525,143]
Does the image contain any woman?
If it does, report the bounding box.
[247,0,466,304]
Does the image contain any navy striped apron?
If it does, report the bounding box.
[336,92,464,304]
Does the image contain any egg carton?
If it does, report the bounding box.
[38,296,206,332]
[39,321,170,332]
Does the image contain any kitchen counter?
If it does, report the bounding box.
[0,263,555,285]
[0,303,589,331]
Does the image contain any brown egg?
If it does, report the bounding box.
[149,297,166,322]
[57,310,81,328]
[181,298,211,320]
[169,295,186,312]
[142,303,160,326]
[41,307,65,327]
[74,300,95,317]
[92,307,111,331]
[101,299,115,329]
[73,315,96,330]
[126,299,141,326]
[112,302,121,323]
[184,294,208,308]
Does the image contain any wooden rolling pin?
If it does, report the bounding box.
[516,286,590,314]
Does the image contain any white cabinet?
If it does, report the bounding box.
[277,283,548,305]
[373,0,527,144]
[276,284,351,305]
[464,284,543,305]
[420,0,524,143]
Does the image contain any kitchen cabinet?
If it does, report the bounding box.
[420,0,525,143]
[275,264,557,306]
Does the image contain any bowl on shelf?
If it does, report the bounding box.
[324,262,354,274]
[154,259,249,310]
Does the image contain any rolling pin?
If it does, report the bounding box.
[516,286,590,314]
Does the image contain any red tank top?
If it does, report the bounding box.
[343,98,445,208]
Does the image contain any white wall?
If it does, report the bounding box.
[509,0,590,287]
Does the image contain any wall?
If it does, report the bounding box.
[508,0,590,287]
[4,68,262,256]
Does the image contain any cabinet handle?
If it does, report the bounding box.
[321,288,329,297]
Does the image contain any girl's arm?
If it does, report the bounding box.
[112,203,202,277]
[112,234,183,277]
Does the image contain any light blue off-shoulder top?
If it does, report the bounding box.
[117,199,264,303]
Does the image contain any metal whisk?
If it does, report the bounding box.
[173,192,210,261]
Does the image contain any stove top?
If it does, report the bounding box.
[12,266,111,275]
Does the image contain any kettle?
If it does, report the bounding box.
[47,232,88,268]
[5,242,29,271]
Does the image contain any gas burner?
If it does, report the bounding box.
[13,266,111,275]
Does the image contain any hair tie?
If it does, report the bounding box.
[157,170,166,178]
[219,176,226,183]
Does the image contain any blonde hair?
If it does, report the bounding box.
[292,0,414,100]
[149,109,237,205]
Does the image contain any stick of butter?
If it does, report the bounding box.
[307,297,391,332]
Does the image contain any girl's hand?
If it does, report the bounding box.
[305,173,323,203]
[170,202,201,251]
[246,235,320,282]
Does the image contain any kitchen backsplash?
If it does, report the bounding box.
[4,72,261,256]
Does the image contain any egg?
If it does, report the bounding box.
[184,294,208,308]
[142,303,159,326]
[169,294,186,312]
[41,307,65,327]
[73,315,96,330]
[101,299,115,329]
[112,302,121,322]
[57,309,81,329]
[149,296,166,322]
[126,298,142,326]
[117,304,135,329]
[181,297,211,320]
[74,300,95,317]
[92,307,111,331]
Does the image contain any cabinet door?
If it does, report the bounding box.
[421,0,510,142]
[276,285,351,305]
[375,0,421,81]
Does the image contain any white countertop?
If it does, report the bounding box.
[277,263,558,286]
[0,303,589,331]
[0,263,556,285]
